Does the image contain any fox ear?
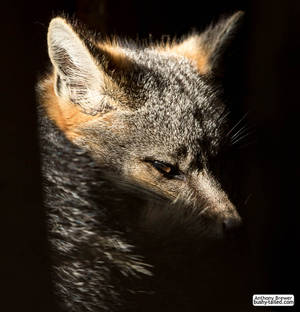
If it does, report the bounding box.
[47,17,104,115]
[169,11,244,75]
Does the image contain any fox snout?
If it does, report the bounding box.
[135,166,242,241]
[209,207,242,239]
[186,170,242,239]
[191,201,242,240]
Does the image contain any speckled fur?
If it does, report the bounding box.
[38,12,243,312]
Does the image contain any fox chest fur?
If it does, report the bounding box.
[38,12,244,312]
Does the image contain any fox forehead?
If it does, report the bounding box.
[106,48,226,144]
[120,60,225,157]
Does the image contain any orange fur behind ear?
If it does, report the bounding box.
[39,75,101,140]
[98,41,132,70]
[158,36,211,74]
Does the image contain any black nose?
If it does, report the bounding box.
[222,217,243,239]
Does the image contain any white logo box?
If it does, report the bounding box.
[253,294,294,306]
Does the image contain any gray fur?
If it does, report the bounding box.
[38,12,243,312]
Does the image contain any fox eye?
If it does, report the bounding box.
[145,159,184,180]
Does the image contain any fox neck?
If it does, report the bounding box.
[39,109,157,311]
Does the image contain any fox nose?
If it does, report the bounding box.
[222,216,243,239]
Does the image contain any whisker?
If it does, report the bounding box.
[230,125,248,140]
[231,128,248,144]
[231,133,250,145]
[231,128,256,145]
[218,110,230,125]
[226,112,249,137]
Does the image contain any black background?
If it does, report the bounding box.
[0,0,298,311]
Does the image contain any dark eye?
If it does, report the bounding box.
[145,159,184,180]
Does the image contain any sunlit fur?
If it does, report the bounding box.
[38,12,243,312]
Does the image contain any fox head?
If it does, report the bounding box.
[38,12,243,242]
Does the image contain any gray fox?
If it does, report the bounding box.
[37,11,244,312]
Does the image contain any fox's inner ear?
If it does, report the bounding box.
[167,11,244,75]
[48,17,104,115]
